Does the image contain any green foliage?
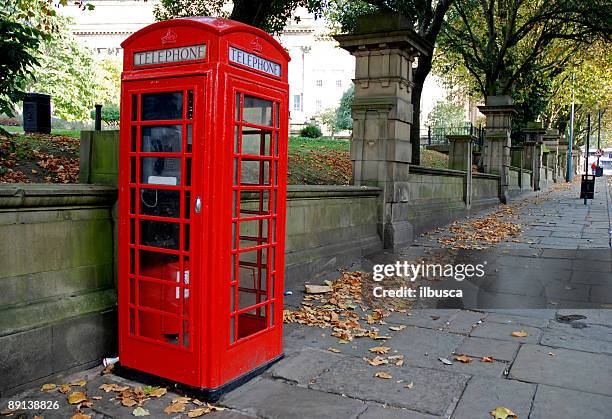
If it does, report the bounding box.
[317,107,339,137]
[335,86,354,131]
[154,0,327,34]
[426,100,466,127]
[0,4,46,116]
[299,124,322,138]
[90,104,120,125]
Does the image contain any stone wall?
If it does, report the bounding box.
[0,184,381,395]
[0,185,117,396]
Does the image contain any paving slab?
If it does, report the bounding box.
[454,337,519,362]
[546,320,612,342]
[431,357,507,378]
[267,347,346,385]
[469,322,542,344]
[540,330,612,355]
[555,309,612,325]
[450,377,536,419]
[483,313,549,328]
[443,311,487,335]
[529,385,612,419]
[359,404,442,419]
[385,326,464,369]
[509,344,612,396]
[309,356,469,416]
[222,378,367,419]
[386,309,458,329]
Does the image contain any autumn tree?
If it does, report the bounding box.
[154,0,327,34]
[435,0,611,129]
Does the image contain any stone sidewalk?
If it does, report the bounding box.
[2,178,611,418]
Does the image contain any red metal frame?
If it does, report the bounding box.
[119,17,289,392]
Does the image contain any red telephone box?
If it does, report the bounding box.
[117,17,289,398]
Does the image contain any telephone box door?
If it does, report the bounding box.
[119,77,207,385]
[216,76,287,382]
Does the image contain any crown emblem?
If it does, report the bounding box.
[249,37,263,52]
[161,29,177,45]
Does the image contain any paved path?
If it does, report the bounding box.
[2,178,611,418]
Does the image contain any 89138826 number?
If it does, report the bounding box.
[7,400,60,410]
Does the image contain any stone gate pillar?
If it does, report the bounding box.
[477,96,517,203]
[543,129,560,182]
[335,14,432,248]
[523,122,546,191]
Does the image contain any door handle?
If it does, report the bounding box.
[194,197,202,214]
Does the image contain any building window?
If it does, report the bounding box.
[316,80,323,87]
[336,80,342,88]
[315,100,322,112]
[293,95,302,111]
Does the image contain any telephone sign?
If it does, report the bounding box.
[118,17,290,399]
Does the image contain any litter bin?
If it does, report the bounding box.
[23,93,51,134]
[580,175,595,199]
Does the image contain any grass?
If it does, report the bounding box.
[420,148,449,169]
[1,125,80,138]
[288,136,350,153]
[287,136,351,185]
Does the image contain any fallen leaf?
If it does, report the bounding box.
[481,356,495,363]
[439,357,453,365]
[454,354,473,363]
[327,347,341,353]
[548,352,556,357]
[511,331,528,337]
[305,284,333,294]
[92,396,103,400]
[41,383,57,391]
[389,325,406,331]
[369,346,391,354]
[71,412,91,419]
[146,387,167,398]
[99,383,129,393]
[59,384,72,394]
[395,359,404,366]
[404,382,414,389]
[1,408,14,416]
[71,380,87,387]
[366,356,388,366]
[172,396,191,404]
[133,406,150,416]
[122,398,138,407]
[192,399,204,406]
[165,402,187,414]
[374,371,392,379]
[102,363,115,375]
[67,391,88,405]
[490,406,517,419]
[188,408,210,418]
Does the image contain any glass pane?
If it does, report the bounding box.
[241,160,269,185]
[182,320,190,347]
[187,125,193,153]
[141,92,183,120]
[138,280,180,314]
[187,91,193,119]
[129,308,135,335]
[141,157,181,185]
[141,126,182,152]
[239,190,270,217]
[241,127,271,155]
[139,189,180,218]
[140,219,180,250]
[239,219,269,249]
[242,95,272,126]
[131,95,138,121]
[131,127,137,152]
[238,249,268,310]
[138,310,179,345]
[139,251,179,280]
[235,93,241,121]
[238,309,267,339]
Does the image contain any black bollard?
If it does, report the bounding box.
[95,104,102,131]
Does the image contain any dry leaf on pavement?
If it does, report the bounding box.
[67,391,88,405]
[374,371,392,379]
[59,384,72,394]
[122,398,138,407]
[41,383,56,391]
[305,284,333,294]
[511,331,528,337]
[164,402,187,414]
[71,380,87,387]
[389,325,406,331]
[132,406,150,416]
[71,411,91,419]
[439,357,453,365]
[454,355,473,363]
[327,347,341,353]
[187,408,209,418]
[481,356,495,363]
[490,406,517,419]
[366,356,388,366]
[404,382,414,389]
[369,346,390,354]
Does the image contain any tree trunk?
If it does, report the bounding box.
[230,0,271,27]
[410,55,432,166]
